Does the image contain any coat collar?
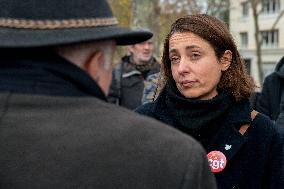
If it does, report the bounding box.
[0,51,107,101]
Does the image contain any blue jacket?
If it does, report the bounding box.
[136,94,284,189]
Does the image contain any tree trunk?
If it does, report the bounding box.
[130,0,138,27]
[251,0,264,85]
[152,0,161,57]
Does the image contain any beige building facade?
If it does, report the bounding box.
[230,0,284,86]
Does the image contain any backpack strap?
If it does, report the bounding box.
[113,62,123,105]
[239,110,258,135]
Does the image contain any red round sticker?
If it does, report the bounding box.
[207,151,227,173]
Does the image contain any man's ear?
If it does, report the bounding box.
[84,50,104,81]
[128,45,134,54]
[220,50,232,71]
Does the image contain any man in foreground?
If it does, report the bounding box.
[0,0,216,188]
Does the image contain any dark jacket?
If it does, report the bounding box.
[108,55,160,110]
[136,87,284,189]
[256,56,284,121]
[0,51,216,189]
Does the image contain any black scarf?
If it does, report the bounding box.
[129,55,155,72]
[123,55,160,79]
[163,79,234,146]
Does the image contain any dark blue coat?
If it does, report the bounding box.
[136,94,284,189]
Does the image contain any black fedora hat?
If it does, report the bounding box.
[0,0,153,48]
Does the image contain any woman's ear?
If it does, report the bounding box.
[220,50,232,71]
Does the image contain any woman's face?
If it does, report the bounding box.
[169,32,230,100]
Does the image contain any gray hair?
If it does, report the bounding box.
[56,40,115,70]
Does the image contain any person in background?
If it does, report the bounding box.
[136,14,284,189]
[108,35,160,109]
[0,0,217,188]
[256,56,284,127]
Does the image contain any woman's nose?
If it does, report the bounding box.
[177,57,190,74]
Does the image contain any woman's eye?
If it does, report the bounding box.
[191,53,201,60]
[170,56,180,64]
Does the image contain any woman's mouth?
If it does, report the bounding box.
[180,80,195,87]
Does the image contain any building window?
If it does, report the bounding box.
[243,58,251,75]
[261,0,280,14]
[260,30,278,48]
[240,32,248,48]
[242,1,249,17]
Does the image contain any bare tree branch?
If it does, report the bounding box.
[271,9,284,29]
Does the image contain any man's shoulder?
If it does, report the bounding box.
[56,96,206,159]
[73,97,204,150]
[1,93,215,188]
[5,93,201,148]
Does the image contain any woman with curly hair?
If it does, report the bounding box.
[136,14,284,189]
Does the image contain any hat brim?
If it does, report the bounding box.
[0,25,153,48]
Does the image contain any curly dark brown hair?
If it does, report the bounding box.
[159,14,255,101]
